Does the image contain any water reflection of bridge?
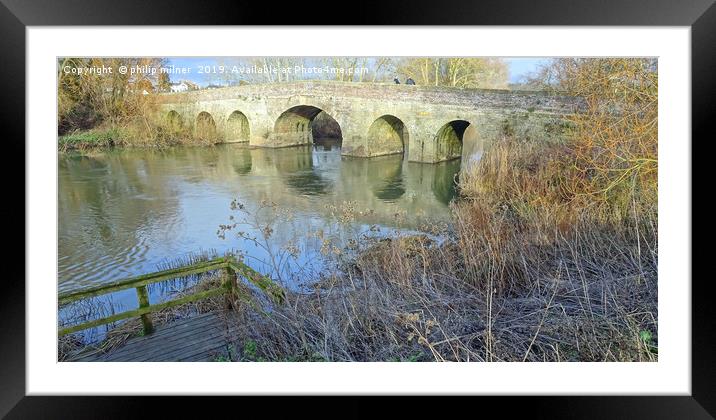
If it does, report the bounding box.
[204,143,464,225]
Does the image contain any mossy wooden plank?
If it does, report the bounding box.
[59,258,228,305]
[59,287,226,336]
[227,260,286,304]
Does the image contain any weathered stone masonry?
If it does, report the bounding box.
[156,80,582,163]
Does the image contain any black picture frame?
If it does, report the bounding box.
[2,0,712,417]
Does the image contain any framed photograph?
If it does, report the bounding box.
[5,0,712,417]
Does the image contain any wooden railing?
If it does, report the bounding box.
[58,256,284,337]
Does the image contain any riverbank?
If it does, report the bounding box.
[230,224,656,362]
[58,123,213,152]
[58,128,120,152]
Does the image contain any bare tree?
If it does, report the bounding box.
[396,57,508,88]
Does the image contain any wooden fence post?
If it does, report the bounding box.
[135,285,154,335]
[224,263,237,310]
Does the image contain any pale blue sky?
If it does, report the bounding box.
[166,57,549,86]
[504,58,550,82]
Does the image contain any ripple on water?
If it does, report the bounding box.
[58,146,460,294]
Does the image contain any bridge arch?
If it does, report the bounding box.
[195,111,218,142]
[225,110,250,143]
[434,120,472,162]
[366,115,408,157]
[311,110,343,150]
[166,110,183,131]
[273,105,342,147]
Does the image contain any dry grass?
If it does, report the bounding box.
[227,204,657,361]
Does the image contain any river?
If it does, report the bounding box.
[59,140,468,306]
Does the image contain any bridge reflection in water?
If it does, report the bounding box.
[58,140,477,300]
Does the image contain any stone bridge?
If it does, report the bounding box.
[157,81,581,163]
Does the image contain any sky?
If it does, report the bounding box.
[165,57,550,86]
[504,58,550,83]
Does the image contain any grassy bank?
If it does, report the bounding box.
[58,121,213,152]
[58,127,120,152]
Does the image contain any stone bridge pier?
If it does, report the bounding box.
[157,81,581,164]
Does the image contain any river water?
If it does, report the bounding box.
[59,141,465,304]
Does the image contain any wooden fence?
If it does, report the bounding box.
[58,256,284,337]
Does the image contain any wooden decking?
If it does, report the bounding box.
[69,311,240,362]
